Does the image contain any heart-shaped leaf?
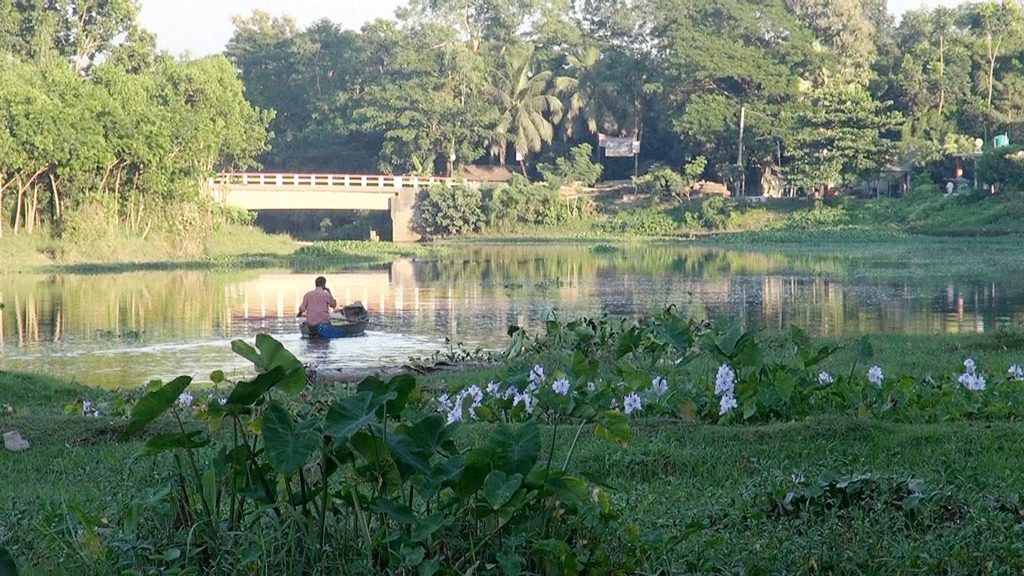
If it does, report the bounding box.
[232,334,305,394]
[262,401,320,476]
[483,470,522,510]
[119,376,192,439]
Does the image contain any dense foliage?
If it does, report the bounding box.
[223,0,1024,194]
[0,1,270,247]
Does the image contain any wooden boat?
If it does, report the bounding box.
[300,302,369,339]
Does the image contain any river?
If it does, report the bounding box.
[2,242,1023,389]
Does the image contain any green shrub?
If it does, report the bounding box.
[977,145,1024,191]
[597,207,678,236]
[537,144,603,187]
[483,175,591,227]
[413,183,484,237]
[778,205,851,229]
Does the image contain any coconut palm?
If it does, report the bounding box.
[562,45,628,139]
[489,44,572,174]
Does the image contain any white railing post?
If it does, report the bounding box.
[276,174,283,185]
[328,174,334,186]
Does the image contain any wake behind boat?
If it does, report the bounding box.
[300,302,369,339]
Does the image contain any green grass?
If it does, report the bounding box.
[8,358,1024,573]
[573,416,1024,573]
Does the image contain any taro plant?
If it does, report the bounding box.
[114,334,641,574]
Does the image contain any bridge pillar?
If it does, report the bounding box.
[389,188,421,243]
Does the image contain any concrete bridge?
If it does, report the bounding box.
[209,172,456,242]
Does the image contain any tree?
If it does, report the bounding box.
[787,83,903,191]
[354,24,495,175]
[489,43,570,172]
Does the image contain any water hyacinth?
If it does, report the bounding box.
[818,371,834,385]
[177,391,194,408]
[586,381,596,392]
[719,394,738,416]
[958,371,986,391]
[715,364,738,416]
[650,376,669,396]
[623,392,643,415]
[486,380,500,396]
[82,399,98,418]
[867,365,884,387]
[957,358,985,391]
[551,378,571,396]
[513,391,536,414]
[1009,364,1023,382]
[715,364,736,397]
[529,364,545,388]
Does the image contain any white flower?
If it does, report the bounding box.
[446,407,463,424]
[1009,364,1023,381]
[486,380,500,396]
[715,364,736,397]
[82,399,98,417]
[623,392,643,415]
[586,381,596,392]
[958,372,986,391]
[502,386,519,400]
[218,397,228,406]
[719,394,738,415]
[529,365,545,387]
[552,378,571,396]
[964,358,976,374]
[818,371,834,385]
[438,393,453,413]
[650,376,669,396]
[513,392,535,414]
[867,365,884,387]
[177,391,193,408]
[460,386,484,419]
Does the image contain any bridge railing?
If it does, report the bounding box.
[212,172,455,189]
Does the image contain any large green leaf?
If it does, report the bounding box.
[483,470,523,510]
[356,374,417,417]
[119,376,192,439]
[488,420,540,478]
[262,401,320,476]
[594,410,630,445]
[140,431,211,456]
[324,391,395,443]
[226,366,284,407]
[231,334,305,394]
[0,546,18,576]
[350,432,401,491]
[382,431,432,480]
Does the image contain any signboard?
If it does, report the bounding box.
[598,134,640,157]
[995,134,1010,148]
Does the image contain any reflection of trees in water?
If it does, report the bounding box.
[0,270,261,346]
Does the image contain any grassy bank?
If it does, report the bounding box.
[0,225,442,274]
[6,367,1024,574]
[7,318,1024,573]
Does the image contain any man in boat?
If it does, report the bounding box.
[297,276,337,338]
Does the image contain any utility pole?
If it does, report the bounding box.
[737,105,746,197]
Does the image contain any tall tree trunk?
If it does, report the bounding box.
[986,32,1000,107]
[14,176,24,233]
[27,183,39,234]
[937,33,945,114]
[49,171,61,221]
[0,174,5,239]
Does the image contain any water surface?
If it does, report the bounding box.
[2,243,1022,389]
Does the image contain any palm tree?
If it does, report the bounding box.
[489,44,571,174]
[562,45,628,139]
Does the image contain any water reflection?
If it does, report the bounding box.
[2,244,1024,389]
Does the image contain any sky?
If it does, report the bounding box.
[137,0,972,59]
